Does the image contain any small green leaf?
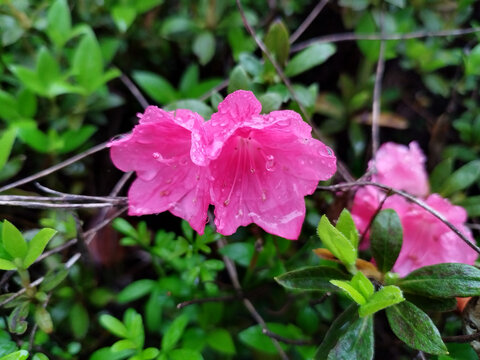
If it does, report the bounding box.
[0,350,29,360]
[58,126,97,154]
[440,160,480,196]
[275,266,350,292]
[228,66,252,93]
[335,209,359,250]
[10,66,46,96]
[24,228,56,268]
[70,303,89,339]
[169,349,204,360]
[264,20,290,67]
[46,0,72,47]
[218,243,254,267]
[0,128,16,171]
[404,294,457,313]
[398,263,480,298]
[164,100,213,119]
[132,70,177,104]
[317,215,357,268]
[457,195,480,217]
[111,339,136,352]
[99,314,128,338]
[430,158,453,193]
[40,266,69,292]
[206,329,236,355]
[36,48,60,88]
[330,280,367,305]
[35,306,53,334]
[285,43,336,77]
[112,5,137,33]
[386,301,447,355]
[350,272,374,300]
[141,348,159,360]
[2,220,27,260]
[117,279,156,304]
[8,302,29,334]
[73,32,103,93]
[258,93,282,113]
[370,209,403,273]
[193,32,216,66]
[359,285,404,317]
[162,314,189,352]
[32,353,49,360]
[0,259,16,270]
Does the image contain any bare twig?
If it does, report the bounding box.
[177,294,238,309]
[291,27,480,52]
[443,331,480,343]
[0,201,123,209]
[289,0,329,44]
[371,9,386,163]
[217,237,289,360]
[199,79,229,102]
[0,141,109,193]
[0,194,126,204]
[120,74,149,109]
[317,181,480,255]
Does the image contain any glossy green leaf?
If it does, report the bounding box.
[132,70,177,104]
[264,20,290,66]
[386,301,447,355]
[2,220,27,260]
[164,100,213,119]
[32,353,49,360]
[169,349,204,360]
[335,209,359,250]
[359,285,404,317]
[466,43,480,76]
[0,350,29,360]
[440,160,480,196]
[193,32,215,65]
[275,266,350,292]
[0,128,16,171]
[350,272,374,300]
[17,89,37,118]
[10,66,47,96]
[285,43,336,77]
[73,32,103,93]
[258,93,282,113]
[370,209,403,273]
[23,228,56,268]
[112,5,136,33]
[0,90,20,122]
[111,339,136,352]
[141,348,159,360]
[40,266,69,292]
[46,0,72,47]
[117,279,156,304]
[0,259,16,270]
[99,314,128,338]
[317,215,357,268]
[206,329,235,355]
[330,280,367,305]
[398,263,480,298]
[162,314,189,351]
[404,294,457,313]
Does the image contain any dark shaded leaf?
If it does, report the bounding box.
[370,209,403,273]
[275,266,350,292]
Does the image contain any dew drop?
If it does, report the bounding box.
[235,209,244,218]
[223,199,230,206]
[153,152,161,159]
[265,155,276,172]
[261,192,267,201]
[250,168,255,174]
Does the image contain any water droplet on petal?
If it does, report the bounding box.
[265,155,276,172]
[261,192,267,201]
[153,152,161,159]
[223,199,230,206]
[250,168,255,174]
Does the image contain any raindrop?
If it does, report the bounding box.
[153,152,161,159]
[223,199,230,206]
[261,192,267,201]
[250,168,255,174]
[265,155,276,171]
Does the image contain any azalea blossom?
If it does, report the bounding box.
[351,141,477,275]
[201,90,337,239]
[109,106,211,234]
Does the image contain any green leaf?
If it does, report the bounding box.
[285,43,336,77]
[335,209,359,250]
[193,32,215,66]
[0,90,20,122]
[330,280,367,305]
[117,279,156,304]
[17,128,51,153]
[404,294,457,313]
[112,218,137,238]
[112,5,137,33]
[17,89,37,118]
[111,339,136,352]
[350,272,374,300]
[134,0,163,13]
[398,263,480,298]
[0,350,29,360]
[140,348,159,360]
[218,243,254,267]
[99,314,128,338]
[70,303,89,339]
[359,285,404,317]
[466,43,480,76]
[2,220,27,260]
[32,353,49,360]
[0,128,16,171]
[40,266,69,292]
[73,32,103,93]
[36,47,60,88]
[430,158,453,193]
[370,209,403,273]
[8,302,29,334]
[314,304,359,358]
[385,0,405,7]
[10,66,47,96]
[169,349,204,360]
[457,195,480,217]
[162,314,189,352]
[23,228,56,268]
[258,93,282,113]
[0,259,16,270]
[164,100,213,119]
[239,323,304,354]
[89,347,134,360]
[179,65,199,94]
[34,306,53,334]
[228,66,252,93]
[46,0,72,47]
[58,126,97,154]
[275,266,350,292]
[440,160,480,196]
[206,329,235,355]
[264,20,290,67]
[132,70,177,104]
[386,301,447,355]
[317,215,357,268]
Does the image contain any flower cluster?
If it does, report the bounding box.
[352,142,477,276]
[110,90,337,239]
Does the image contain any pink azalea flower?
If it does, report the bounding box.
[109,106,210,234]
[201,90,337,239]
[371,141,429,197]
[393,194,477,276]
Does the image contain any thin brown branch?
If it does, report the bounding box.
[0,141,109,193]
[371,8,385,162]
[359,189,392,243]
[291,27,480,52]
[0,195,126,204]
[199,79,229,101]
[317,181,480,255]
[176,295,238,309]
[289,0,329,44]
[217,237,289,360]
[0,201,123,209]
[443,331,480,343]
[120,74,149,109]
